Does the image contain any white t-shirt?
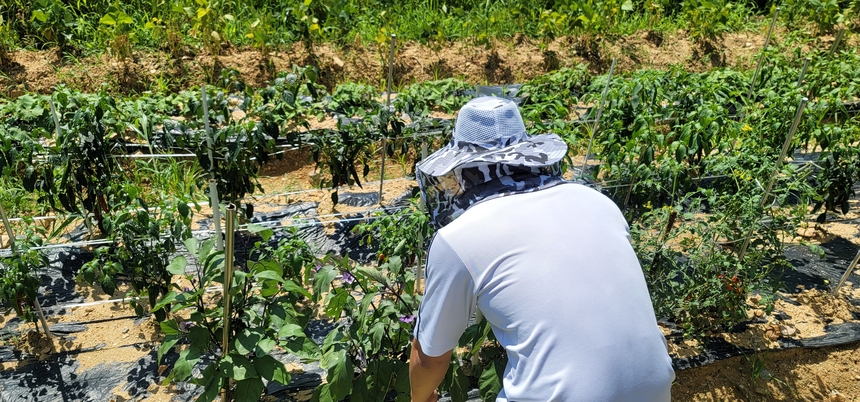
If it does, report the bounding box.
[415,183,675,402]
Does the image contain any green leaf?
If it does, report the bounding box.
[351,374,370,402]
[478,360,504,402]
[160,320,180,336]
[153,291,179,312]
[254,270,285,283]
[183,237,198,256]
[32,10,48,22]
[246,223,273,241]
[99,14,117,25]
[178,202,190,218]
[116,11,133,25]
[234,377,265,402]
[173,348,201,382]
[196,364,223,402]
[312,265,337,300]
[251,259,283,277]
[621,0,634,11]
[448,366,470,402]
[283,336,321,360]
[157,335,179,364]
[324,290,349,319]
[255,338,276,356]
[394,361,410,396]
[188,326,209,350]
[253,354,291,384]
[219,354,258,381]
[278,323,305,339]
[326,349,353,400]
[282,279,311,298]
[358,291,378,327]
[100,276,117,296]
[167,255,187,275]
[235,328,265,355]
[369,322,384,354]
[354,266,389,286]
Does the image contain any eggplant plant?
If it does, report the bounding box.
[310,255,418,401]
[157,227,314,402]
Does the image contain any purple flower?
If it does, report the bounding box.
[183,287,191,292]
[181,321,195,331]
[399,315,415,323]
[314,264,323,272]
[341,271,355,285]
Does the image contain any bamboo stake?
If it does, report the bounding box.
[210,179,224,251]
[832,249,860,296]
[747,7,780,101]
[221,204,237,402]
[379,34,396,204]
[579,58,616,181]
[0,202,53,339]
[738,97,807,260]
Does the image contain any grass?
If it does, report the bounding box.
[123,158,205,204]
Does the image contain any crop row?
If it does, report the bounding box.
[1,45,859,400]
[1,0,858,59]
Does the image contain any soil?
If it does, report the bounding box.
[673,342,860,401]
[2,29,848,96]
[3,302,159,373]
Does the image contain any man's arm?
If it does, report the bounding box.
[410,339,452,402]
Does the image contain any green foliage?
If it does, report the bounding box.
[79,197,192,320]
[811,145,860,219]
[520,64,591,125]
[331,83,378,117]
[0,234,48,324]
[29,0,77,51]
[0,0,855,57]
[630,167,809,339]
[49,88,127,232]
[98,4,134,60]
[682,0,738,42]
[0,42,858,400]
[783,0,852,33]
[310,255,417,402]
[395,78,473,117]
[159,227,312,401]
[353,197,433,265]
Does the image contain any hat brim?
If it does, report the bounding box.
[417,133,568,177]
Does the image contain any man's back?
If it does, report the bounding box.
[416,183,675,401]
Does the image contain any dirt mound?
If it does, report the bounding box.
[0,29,822,96]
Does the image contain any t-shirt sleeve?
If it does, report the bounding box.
[414,233,476,357]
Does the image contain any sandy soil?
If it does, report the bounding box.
[673,342,860,401]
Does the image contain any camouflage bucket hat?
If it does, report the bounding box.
[416,97,568,228]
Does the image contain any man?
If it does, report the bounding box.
[410,97,675,401]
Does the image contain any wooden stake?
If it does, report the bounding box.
[221,204,237,402]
